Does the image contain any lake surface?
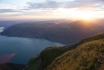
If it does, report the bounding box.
[0,27,64,64]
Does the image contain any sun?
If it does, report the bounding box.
[77,11,93,20]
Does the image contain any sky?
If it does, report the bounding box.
[0,0,104,20]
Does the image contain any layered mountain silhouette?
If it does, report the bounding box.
[24,33,104,70]
[1,20,104,45]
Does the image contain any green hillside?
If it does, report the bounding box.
[25,34,104,70]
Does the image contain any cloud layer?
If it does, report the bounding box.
[0,0,104,20]
[0,9,20,13]
[27,0,104,9]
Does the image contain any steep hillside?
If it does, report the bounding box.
[25,34,104,70]
[0,20,104,45]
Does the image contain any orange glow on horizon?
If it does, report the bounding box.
[0,8,103,21]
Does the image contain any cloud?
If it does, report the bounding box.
[27,1,61,9]
[0,9,20,13]
[26,0,104,10]
[0,0,104,18]
[1,0,104,13]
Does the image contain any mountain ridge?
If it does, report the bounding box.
[1,20,104,45]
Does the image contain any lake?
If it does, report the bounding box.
[0,27,64,64]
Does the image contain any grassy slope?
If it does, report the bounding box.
[25,46,71,70]
[26,34,104,70]
[47,39,104,70]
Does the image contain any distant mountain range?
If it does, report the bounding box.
[1,20,104,45]
[94,19,104,26]
[0,19,72,30]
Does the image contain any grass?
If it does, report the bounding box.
[26,34,104,70]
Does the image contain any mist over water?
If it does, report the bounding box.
[0,27,64,64]
[0,27,4,32]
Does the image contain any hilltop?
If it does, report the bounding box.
[24,34,104,70]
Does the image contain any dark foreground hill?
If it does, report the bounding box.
[1,20,104,45]
[24,34,104,70]
[0,63,25,70]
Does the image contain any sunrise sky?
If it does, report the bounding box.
[0,0,104,20]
